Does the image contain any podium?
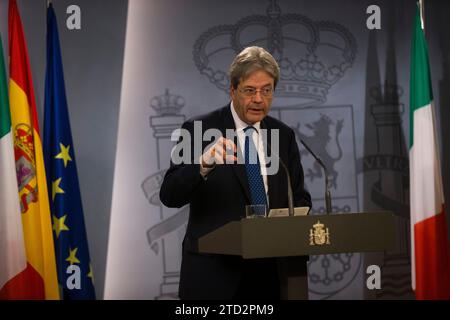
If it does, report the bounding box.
[198,212,396,299]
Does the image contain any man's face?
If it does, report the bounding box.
[230,69,274,125]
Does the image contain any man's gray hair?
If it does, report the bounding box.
[229,46,280,89]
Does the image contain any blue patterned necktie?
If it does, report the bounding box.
[244,126,267,207]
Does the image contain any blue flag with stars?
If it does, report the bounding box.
[43,4,96,300]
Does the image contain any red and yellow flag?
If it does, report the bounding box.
[5,0,59,300]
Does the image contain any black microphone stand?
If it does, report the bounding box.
[300,140,332,215]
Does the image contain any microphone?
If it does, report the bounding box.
[299,139,332,215]
[265,141,294,217]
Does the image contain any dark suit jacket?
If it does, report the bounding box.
[159,105,312,299]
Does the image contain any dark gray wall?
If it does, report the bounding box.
[0,0,127,299]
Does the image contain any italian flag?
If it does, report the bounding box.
[410,3,450,300]
[0,35,28,298]
[0,0,59,299]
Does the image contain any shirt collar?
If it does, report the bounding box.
[230,101,261,133]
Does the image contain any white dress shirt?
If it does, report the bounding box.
[199,102,269,205]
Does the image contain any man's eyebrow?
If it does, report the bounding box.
[243,84,272,88]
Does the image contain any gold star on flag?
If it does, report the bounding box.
[55,143,72,168]
[66,247,80,265]
[52,214,69,238]
[52,178,65,201]
[87,263,94,283]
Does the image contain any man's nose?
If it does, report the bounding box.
[252,91,263,103]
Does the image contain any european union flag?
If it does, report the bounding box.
[43,3,96,300]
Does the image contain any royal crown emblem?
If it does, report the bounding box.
[309,220,330,246]
[150,89,185,116]
[193,0,356,107]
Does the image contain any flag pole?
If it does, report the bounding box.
[419,0,425,32]
[46,0,52,35]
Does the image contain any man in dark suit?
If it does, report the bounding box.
[160,46,311,300]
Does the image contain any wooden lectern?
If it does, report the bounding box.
[198,212,396,299]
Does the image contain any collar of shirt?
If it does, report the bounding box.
[230,101,261,134]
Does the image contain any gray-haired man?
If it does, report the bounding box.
[160,46,311,300]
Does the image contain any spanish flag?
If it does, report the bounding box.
[5,0,59,299]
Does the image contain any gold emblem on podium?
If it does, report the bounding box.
[309,220,330,246]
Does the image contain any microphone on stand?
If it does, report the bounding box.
[265,142,295,217]
[299,139,332,215]
[278,157,295,217]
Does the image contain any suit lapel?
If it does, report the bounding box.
[221,105,251,204]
